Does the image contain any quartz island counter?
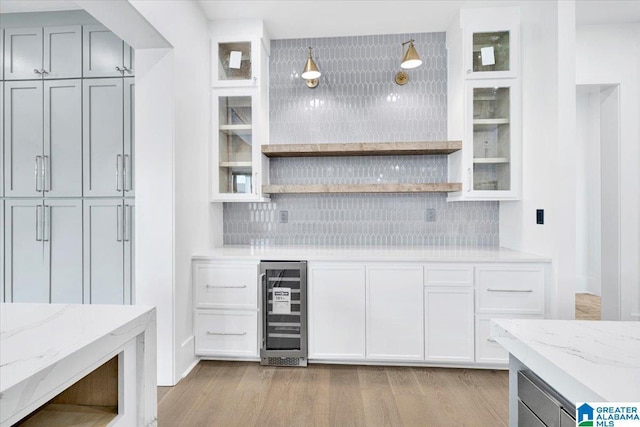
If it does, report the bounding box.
[491,319,640,426]
[0,303,157,427]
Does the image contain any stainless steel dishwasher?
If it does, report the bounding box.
[260,261,307,367]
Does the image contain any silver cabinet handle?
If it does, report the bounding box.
[41,69,49,76]
[116,66,123,73]
[43,156,50,192]
[116,154,123,191]
[486,337,497,343]
[43,206,51,242]
[116,205,123,242]
[124,205,132,242]
[35,156,43,192]
[205,285,247,289]
[34,69,42,76]
[124,154,132,191]
[35,205,43,241]
[486,288,534,293]
[206,331,247,336]
[122,66,132,74]
[123,154,129,191]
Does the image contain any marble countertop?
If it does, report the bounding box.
[0,303,156,425]
[491,319,640,403]
[193,245,551,262]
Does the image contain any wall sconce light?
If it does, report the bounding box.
[395,39,422,85]
[301,47,321,89]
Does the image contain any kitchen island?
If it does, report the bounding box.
[0,303,157,427]
[491,318,640,426]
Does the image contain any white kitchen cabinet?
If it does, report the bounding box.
[475,314,541,365]
[0,201,4,302]
[195,310,259,358]
[308,264,366,360]
[211,87,269,202]
[193,261,258,309]
[82,25,134,78]
[210,23,270,202]
[83,78,125,197]
[193,259,260,359]
[366,264,424,361]
[3,199,82,303]
[0,83,3,197]
[475,264,545,315]
[83,199,134,304]
[3,26,82,80]
[4,79,82,197]
[447,7,521,201]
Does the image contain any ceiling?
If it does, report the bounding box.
[1,0,638,39]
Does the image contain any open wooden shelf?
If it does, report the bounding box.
[473,157,509,164]
[263,183,462,195]
[261,141,462,158]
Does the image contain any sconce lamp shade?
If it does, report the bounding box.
[400,40,422,69]
[301,47,321,80]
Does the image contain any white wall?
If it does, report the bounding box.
[129,0,222,383]
[576,23,640,320]
[499,0,577,319]
[575,87,602,296]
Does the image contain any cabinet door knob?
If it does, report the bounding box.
[466,69,472,74]
[34,69,42,76]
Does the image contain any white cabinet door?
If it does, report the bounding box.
[4,81,43,197]
[366,265,424,361]
[83,78,124,197]
[46,199,83,303]
[124,199,134,304]
[195,310,258,357]
[3,27,43,80]
[4,199,48,303]
[43,25,81,79]
[83,199,128,304]
[308,264,366,360]
[424,287,474,363]
[1,84,3,197]
[123,43,135,76]
[475,264,545,314]
[82,25,125,78]
[0,201,4,302]
[123,77,135,196]
[44,79,82,197]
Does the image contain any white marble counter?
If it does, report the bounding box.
[193,245,551,263]
[491,318,640,403]
[0,303,157,426]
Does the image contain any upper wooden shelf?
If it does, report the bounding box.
[263,183,462,195]
[261,141,462,158]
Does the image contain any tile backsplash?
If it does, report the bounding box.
[223,31,499,247]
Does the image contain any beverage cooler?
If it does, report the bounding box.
[260,261,307,367]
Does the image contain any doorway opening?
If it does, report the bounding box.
[575,84,620,320]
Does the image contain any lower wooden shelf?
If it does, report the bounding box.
[17,404,117,427]
[262,183,462,194]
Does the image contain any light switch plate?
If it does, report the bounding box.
[426,208,436,222]
[279,210,289,223]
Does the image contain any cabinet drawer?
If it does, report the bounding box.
[475,314,542,364]
[194,262,258,309]
[476,265,545,314]
[518,400,546,427]
[195,310,258,357]
[424,265,473,286]
[518,371,563,427]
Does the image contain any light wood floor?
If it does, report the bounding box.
[158,362,509,427]
[575,293,601,320]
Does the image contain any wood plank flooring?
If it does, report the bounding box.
[158,362,508,427]
[575,293,601,320]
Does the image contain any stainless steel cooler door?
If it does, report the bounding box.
[261,261,307,357]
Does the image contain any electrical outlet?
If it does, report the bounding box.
[536,209,544,225]
[279,210,289,223]
[426,208,436,222]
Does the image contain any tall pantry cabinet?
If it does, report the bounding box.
[1,22,135,305]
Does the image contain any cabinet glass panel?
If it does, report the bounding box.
[472,87,511,191]
[265,269,302,351]
[217,41,252,81]
[218,96,253,194]
[472,31,510,73]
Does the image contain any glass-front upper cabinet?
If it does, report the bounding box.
[465,79,520,199]
[464,20,519,79]
[212,88,268,201]
[211,37,259,87]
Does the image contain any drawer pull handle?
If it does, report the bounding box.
[206,285,247,289]
[486,337,497,343]
[206,331,247,336]
[486,288,533,293]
